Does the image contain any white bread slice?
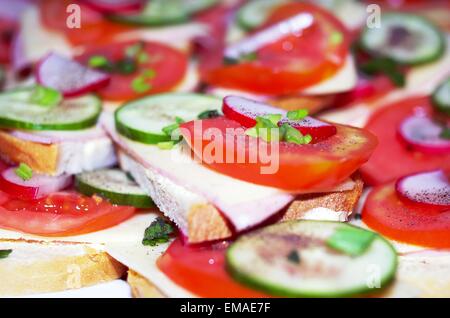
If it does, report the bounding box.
[0,130,116,176]
[0,239,126,296]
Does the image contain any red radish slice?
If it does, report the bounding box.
[36,53,111,97]
[396,170,450,207]
[83,0,144,13]
[222,95,336,142]
[224,12,314,62]
[0,168,73,200]
[398,115,450,155]
[0,0,31,21]
[11,31,32,76]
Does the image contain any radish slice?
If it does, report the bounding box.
[398,115,450,155]
[36,53,111,97]
[396,170,450,207]
[83,0,144,13]
[0,168,73,200]
[10,126,108,145]
[224,12,314,62]
[222,95,336,142]
[0,0,31,21]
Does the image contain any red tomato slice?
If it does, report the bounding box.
[39,0,133,46]
[180,117,377,191]
[157,238,269,298]
[362,182,450,248]
[204,2,350,95]
[0,191,135,236]
[76,41,188,101]
[361,96,450,186]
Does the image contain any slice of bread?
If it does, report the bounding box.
[0,239,126,296]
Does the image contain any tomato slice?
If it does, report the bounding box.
[157,238,270,298]
[76,41,188,101]
[39,0,133,46]
[362,182,450,248]
[180,117,377,191]
[0,191,135,236]
[361,96,450,186]
[204,2,350,95]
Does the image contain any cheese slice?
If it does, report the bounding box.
[0,212,161,246]
[17,6,74,66]
[106,242,194,298]
[113,23,208,52]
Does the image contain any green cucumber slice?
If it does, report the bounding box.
[432,77,450,116]
[360,12,445,66]
[237,0,289,31]
[226,220,397,297]
[108,0,218,26]
[75,169,154,208]
[115,93,222,144]
[0,87,101,131]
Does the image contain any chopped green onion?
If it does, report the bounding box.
[245,127,259,138]
[175,116,184,124]
[131,68,157,93]
[142,217,174,246]
[29,85,62,108]
[116,58,137,74]
[241,52,258,62]
[15,163,33,181]
[157,141,175,150]
[0,249,12,259]
[88,55,109,68]
[359,57,405,87]
[326,225,376,256]
[263,114,282,125]
[137,52,149,64]
[198,109,220,119]
[287,109,308,121]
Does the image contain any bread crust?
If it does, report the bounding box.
[268,95,333,114]
[0,131,59,175]
[0,239,126,296]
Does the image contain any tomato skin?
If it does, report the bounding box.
[361,96,450,186]
[76,41,188,101]
[362,182,450,248]
[204,2,350,95]
[0,192,135,236]
[0,19,16,64]
[157,238,269,298]
[180,117,377,191]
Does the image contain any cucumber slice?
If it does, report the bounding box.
[237,0,289,31]
[115,93,222,144]
[0,87,101,131]
[75,169,154,208]
[432,77,450,116]
[360,13,445,66]
[226,220,397,297]
[108,0,218,26]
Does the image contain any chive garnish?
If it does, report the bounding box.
[15,163,33,181]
